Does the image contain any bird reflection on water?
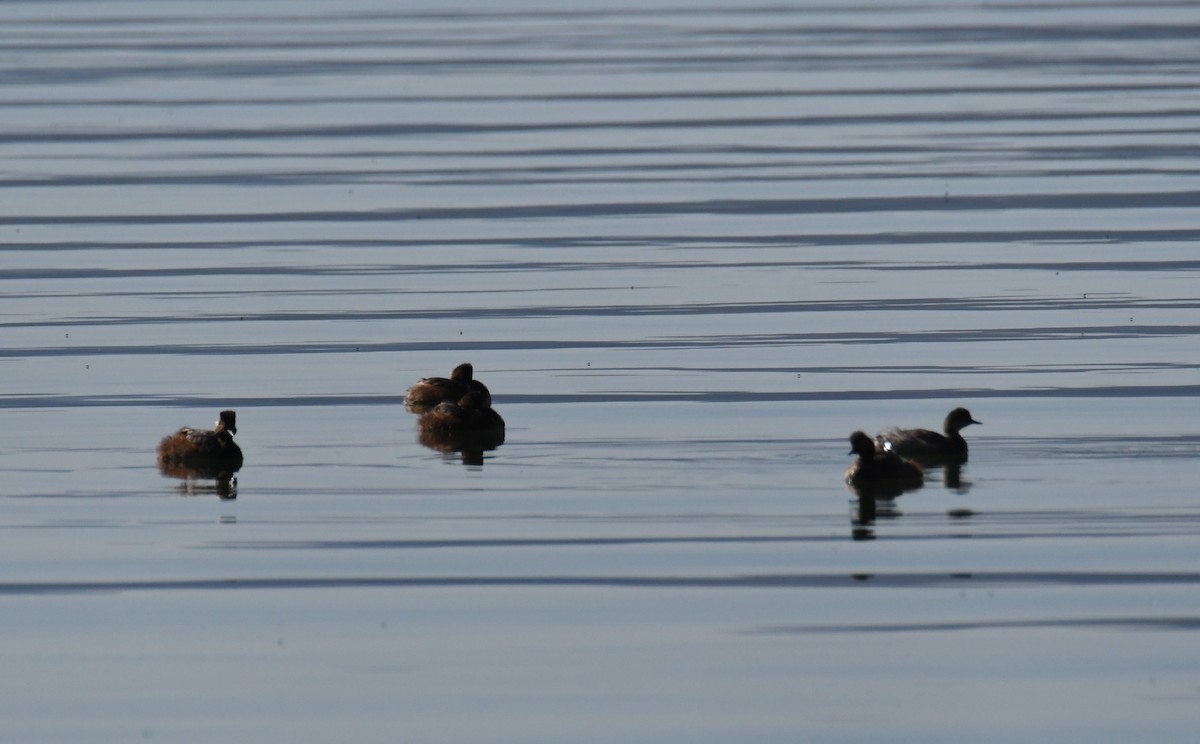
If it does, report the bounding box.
[160,468,238,500]
[849,490,905,541]
[417,426,505,467]
[943,462,972,492]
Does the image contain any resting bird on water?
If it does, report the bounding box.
[845,430,923,498]
[404,362,492,412]
[874,407,981,466]
[418,391,505,435]
[157,409,243,476]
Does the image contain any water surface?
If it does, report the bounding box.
[2,1,1199,741]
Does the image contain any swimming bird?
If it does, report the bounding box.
[157,409,243,476]
[404,362,492,412]
[845,430,923,498]
[875,407,981,466]
[418,391,505,436]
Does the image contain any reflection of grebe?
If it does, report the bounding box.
[157,410,243,477]
[418,424,505,466]
[845,430,923,498]
[172,473,238,500]
[875,407,980,466]
[419,391,504,435]
[405,363,492,412]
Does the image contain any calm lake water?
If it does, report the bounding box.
[2,1,1199,741]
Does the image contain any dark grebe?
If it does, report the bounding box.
[157,409,243,477]
[846,430,923,498]
[875,407,981,466]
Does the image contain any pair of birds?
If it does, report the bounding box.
[846,407,981,495]
[403,362,505,435]
[155,364,507,476]
[405,363,506,462]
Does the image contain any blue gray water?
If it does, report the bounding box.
[2,1,1199,741]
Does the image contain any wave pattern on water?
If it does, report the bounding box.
[3,3,1200,740]
[6,570,1200,597]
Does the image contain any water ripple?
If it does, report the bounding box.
[5,570,1199,597]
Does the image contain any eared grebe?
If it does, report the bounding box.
[404,362,492,412]
[418,391,504,435]
[874,407,981,466]
[157,410,243,476]
[845,430,923,498]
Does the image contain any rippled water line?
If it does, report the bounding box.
[2,326,1194,356]
[8,81,1200,108]
[209,520,1200,552]
[755,616,1200,634]
[14,164,1200,190]
[6,190,1200,225]
[6,231,1200,253]
[4,570,1200,597]
[7,49,1195,84]
[4,297,1197,328]
[7,105,1200,142]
